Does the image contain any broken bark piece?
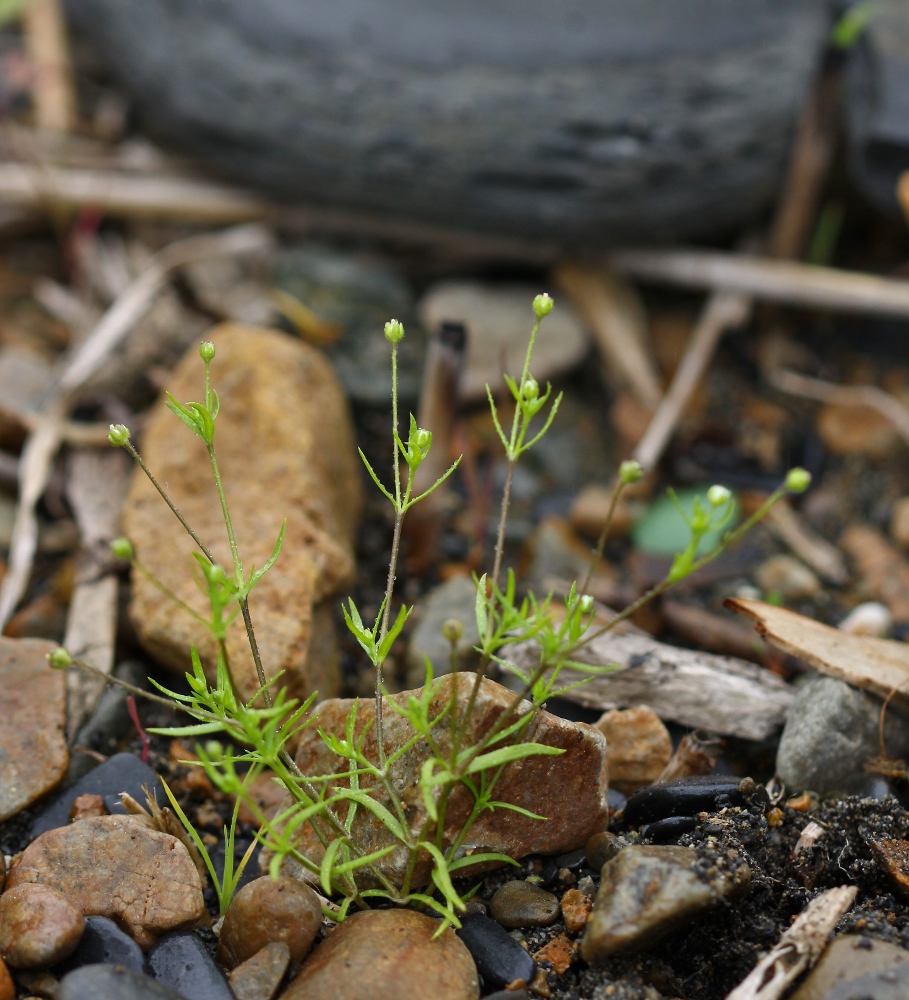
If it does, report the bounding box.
[662,601,768,664]
[508,630,793,741]
[764,501,849,586]
[726,597,909,708]
[840,524,909,623]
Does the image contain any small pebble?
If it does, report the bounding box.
[560,889,593,934]
[623,776,745,827]
[228,941,291,1000]
[217,877,322,968]
[69,794,108,823]
[838,602,893,638]
[59,965,184,1000]
[576,875,595,898]
[755,554,820,602]
[490,881,561,929]
[69,916,146,973]
[148,931,234,1000]
[0,884,84,969]
[457,914,536,990]
[585,831,624,872]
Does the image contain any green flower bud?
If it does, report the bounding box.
[619,460,644,485]
[533,293,554,319]
[521,377,539,401]
[110,537,134,561]
[785,467,811,493]
[442,618,463,644]
[384,319,405,344]
[414,428,432,451]
[47,647,72,669]
[204,562,228,585]
[579,595,594,614]
[199,341,216,362]
[108,423,131,448]
[707,485,732,507]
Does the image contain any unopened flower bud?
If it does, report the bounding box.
[199,341,216,362]
[707,485,732,507]
[533,293,554,319]
[619,460,644,485]
[384,319,405,344]
[108,423,130,448]
[442,618,463,644]
[579,595,594,614]
[414,428,431,451]
[47,647,72,669]
[110,537,134,561]
[521,377,539,401]
[204,562,228,585]
[785,467,811,493]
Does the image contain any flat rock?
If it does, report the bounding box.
[148,931,233,1000]
[284,674,608,887]
[0,637,68,821]
[489,881,560,929]
[581,845,750,960]
[456,914,535,991]
[791,935,909,1000]
[59,965,184,1000]
[0,884,84,969]
[825,965,909,1000]
[418,282,588,403]
[281,909,479,1000]
[122,323,362,705]
[217,877,321,968]
[595,706,672,796]
[776,677,909,795]
[31,752,164,839]
[7,814,206,949]
[228,942,290,1000]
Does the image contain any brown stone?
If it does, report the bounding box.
[122,323,362,705]
[228,941,291,1000]
[560,888,593,935]
[891,497,909,549]
[0,956,12,1000]
[0,637,68,821]
[283,674,609,887]
[817,403,899,458]
[489,881,560,929]
[872,838,909,900]
[7,814,206,949]
[217,877,321,968]
[840,525,909,622]
[594,706,672,795]
[281,909,479,1000]
[754,554,821,603]
[790,934,909,1000]
[533,934,576,975]
[0,884,84,969]
[68,794,107,822]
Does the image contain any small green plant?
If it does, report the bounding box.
[55,300,811,932]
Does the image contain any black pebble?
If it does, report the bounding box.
[623,776,746,827]
[641,815,698,843]
[63,916,146,974]
[58,965,184,1000]
[554,848,587,871]
[484,992,529,1000]
[456,914,536,990]
[148,931,234,1000]
[31,753,165,838]
[539,856,559,888]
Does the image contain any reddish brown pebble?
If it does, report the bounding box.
[69,794,107,822]
[786,793,813,813]
[0,956,14,1000]
[561,888,593,935]
[766,808,783,828]
[281,909,479,1000]
[0,884,84,969]
[228,941,291,1000]
[594,706,672,795]
[533,934,575,975]
[217,877,321,968]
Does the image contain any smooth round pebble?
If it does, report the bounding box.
[217,877,322,968]
[457,914,534,990]
[490,881,560,929]
[70,915,145,973]
[148,931,233,1000]
[0,883,84,969]
[585,831,624,872]
[838,602,893,638]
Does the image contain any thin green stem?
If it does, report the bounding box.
[131,558,210,628]
[579,475,626,598]
[207,444,243,583]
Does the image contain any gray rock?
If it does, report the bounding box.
[69,915,146,974]
[148,932,234,1000]
[581,845,750,961]
[826,965,909,1000]
[791,935,909,1000]
[228,942,290,1000]
[489,881,560,929]
[406,575,480,687]
[64,0,825,245]
[59,965,183,1000]
[776,675,909,796]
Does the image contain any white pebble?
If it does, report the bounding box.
[838,602,893,638]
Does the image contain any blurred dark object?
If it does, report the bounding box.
[64,0,826,246]
[843,0,909,214]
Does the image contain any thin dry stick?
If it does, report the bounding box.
[22,0,77,133]
[771,368,909,447]
[0,223,273,629]
[633,291,751,472]
[724,885,858,1000]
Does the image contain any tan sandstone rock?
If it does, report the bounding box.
[122,324,362,704]
[0,637,68,821]
[280,674,609,887]
[282,909,479,1000]
[0,884,84,969]
[594,706,672,795]
[6,815,206,949]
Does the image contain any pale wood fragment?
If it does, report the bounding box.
[765,500,849,586]
[22,0,77,132]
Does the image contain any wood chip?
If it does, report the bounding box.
[764,501,849,586]
[839,524,909,623]
[726,597,909,708]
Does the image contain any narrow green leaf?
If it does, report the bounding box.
[320,837,344,895]
[422,841,466,912]
[332,789,407,842]
[331,843,397,875]
[358,448,396,506]
[466,742,564,774]
[377,603,411,662]
[475,574,489,638]
[147,722,225,737]
[486,800,546,820]
[447,852,519,872]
